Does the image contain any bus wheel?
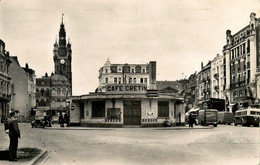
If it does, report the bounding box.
[213,124,217,127]
[234,123,237,126]
[254,124,259,127]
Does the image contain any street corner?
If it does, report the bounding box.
[0,147,47,165]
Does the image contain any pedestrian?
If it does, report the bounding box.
[64,112,70,127]
[188,113,194,128]
[59,113,64,127]
[7,111,21,161]
[47,114,52,127]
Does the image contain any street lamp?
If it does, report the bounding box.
[203,92,207,126]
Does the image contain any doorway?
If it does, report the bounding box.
[123,101,141,125]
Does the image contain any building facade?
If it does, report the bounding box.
[196,61,211,108]
[9,57,36,122]
[0,40,12,123]
[183,72,198,112]
[36,16,72,117]
[70,61,185,127]
[211,54,225,99]
[97,59,152,92]
[223,12,260,109]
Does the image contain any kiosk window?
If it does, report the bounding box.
[80,102,84,118]
[92,101,105,117]
[158,101,169,117]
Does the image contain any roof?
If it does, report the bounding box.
[51,74,68,81]
[76,93,184,101]
[156,80,188,91]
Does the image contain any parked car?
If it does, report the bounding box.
[31,110,47,128]
[198,109,218,127]
[217,111,234,125]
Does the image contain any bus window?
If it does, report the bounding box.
[250,111,256,115]
[241,111,247,115]
[236,112,241,116]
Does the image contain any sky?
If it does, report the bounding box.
[0,0,259,95]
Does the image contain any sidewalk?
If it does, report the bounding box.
[0,124,47,165]
[45,123,214,130]
[0,148,47,165]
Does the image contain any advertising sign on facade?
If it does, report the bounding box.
[105,84,147,94]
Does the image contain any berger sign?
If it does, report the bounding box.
[105,84,147,94]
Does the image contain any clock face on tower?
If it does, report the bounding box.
[60,59,65,64]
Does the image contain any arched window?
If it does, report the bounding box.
[62,88,66,96]
[41,88,45,97]
[46,98,50,106]
[40,99,45,106]
[45,88,50,97]
[57,88,61,95]
[142,68,145,73]
[36,99,39,106]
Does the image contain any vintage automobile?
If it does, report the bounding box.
[217,111,234,125]
[31,110,48,128]
[198,109,218,127]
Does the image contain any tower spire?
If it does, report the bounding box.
[62,13,64,24]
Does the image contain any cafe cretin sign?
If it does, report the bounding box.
[105,84,147,94]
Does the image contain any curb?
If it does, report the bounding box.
[28,149,47,165]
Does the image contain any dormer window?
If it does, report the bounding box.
[105,69,108,73]
[131,68,135,73]
[142,69,145,73]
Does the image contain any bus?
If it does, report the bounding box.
[198,109,218,127]
[234,108,260,127]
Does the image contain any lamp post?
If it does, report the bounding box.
[203,92,207,126]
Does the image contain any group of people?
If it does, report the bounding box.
[4,112,21,161]
[58,112,70,127]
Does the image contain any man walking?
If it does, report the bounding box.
[7,111,21,161]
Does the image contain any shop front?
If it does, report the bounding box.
[70,89,185,127]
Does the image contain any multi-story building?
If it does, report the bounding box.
[97,58,154,92]
[0,39,12,123]
[36,15,72,117]
[223,12,260,109]
[9,57,36,122]
[183,72,197,111]
[36,73,51,112]
[69,60,185,127]
[211,54,225,99]
[196,61,211,108]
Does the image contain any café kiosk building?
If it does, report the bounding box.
[70,59,185,127]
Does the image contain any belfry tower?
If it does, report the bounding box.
[53,14,72,87]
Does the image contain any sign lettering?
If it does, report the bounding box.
[105,118,121,122]
[105,84,147,94]
[142,118,158,123]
